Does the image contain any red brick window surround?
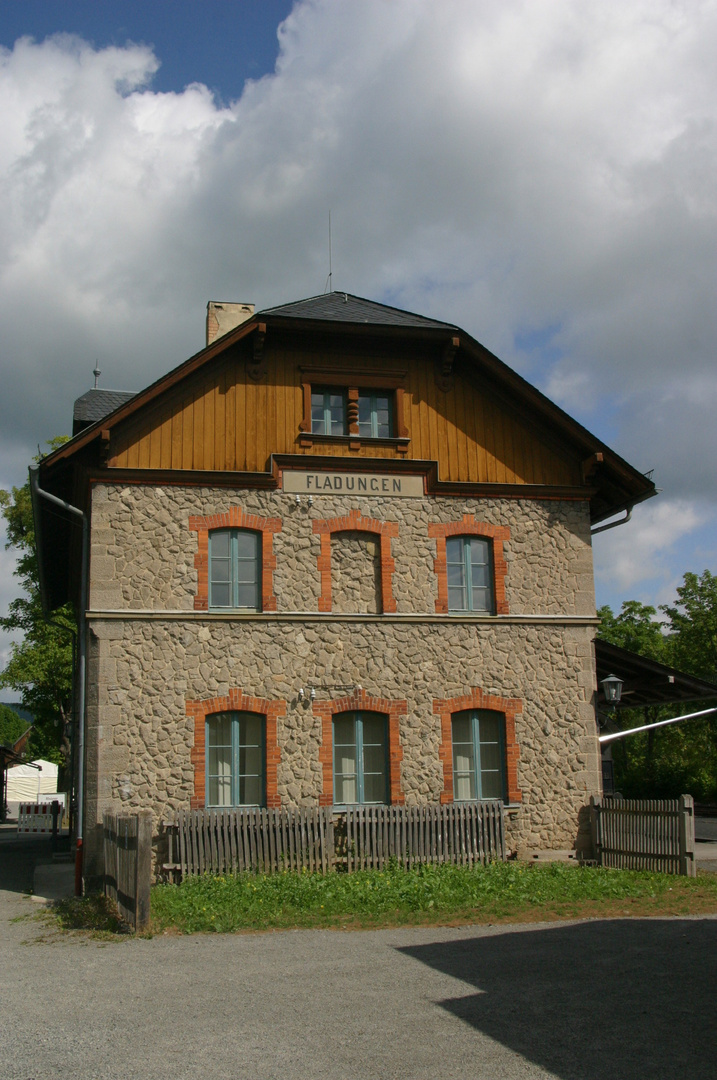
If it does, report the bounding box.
[188,689,285,809]
[434,686,522,804]
[314,689,406,807]
[312,510,399,613]
[428,515,510,615]
[189,507,281,612]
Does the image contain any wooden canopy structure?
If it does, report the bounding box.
[595,639,717,710]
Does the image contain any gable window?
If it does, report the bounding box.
[299,368,409,451]
[311,390,346,435]
[209,528,260,610]
[333,711,388,805]
[357,392,393,438]
[446,536,494,613]
[451,710,505,801]
[206,711,265,807]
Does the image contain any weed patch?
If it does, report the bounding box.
[51,893,132,937]
[150,861,717,934]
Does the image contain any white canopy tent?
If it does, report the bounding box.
[5,759,59,803]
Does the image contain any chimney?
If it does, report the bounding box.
[206,301,255,346]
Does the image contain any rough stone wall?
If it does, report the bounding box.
[330,531,382,613]
[89,483,595,616]
[81,479,600,880]
[82,616,600,878]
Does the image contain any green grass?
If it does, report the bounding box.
[150,861,717,934]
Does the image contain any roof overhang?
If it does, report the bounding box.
[595,638,717,710]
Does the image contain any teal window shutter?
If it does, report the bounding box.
[451,710,506,801]
[333,712,388,805]
[206,711,265,807]
[446,536,494,612]
[209,529,260,610]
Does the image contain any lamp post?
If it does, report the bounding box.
[600,674,624,706]
[599,674,623,796]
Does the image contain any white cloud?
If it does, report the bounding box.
[0,1,715,606]
[592,498,708,598]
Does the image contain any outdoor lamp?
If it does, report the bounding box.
[600,674,624,705]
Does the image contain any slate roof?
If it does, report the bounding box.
[73,388,136,434]
[258,291,457,329]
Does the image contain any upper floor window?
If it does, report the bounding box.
[452,710,505,801]
[446,536,494,613]
[206,710,265,807]
[299,368,409,450]
[209,528,260,610]
[358,392,393,438]
[333,711,388,805]
[311,390,346,435]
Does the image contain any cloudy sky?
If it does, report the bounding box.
[1,0,715,680]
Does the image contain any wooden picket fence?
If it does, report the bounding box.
[590,795,696,876]
[344,803,504,871]
[163,802,505,879]
[166,807,335,876]
[103,810,152,930]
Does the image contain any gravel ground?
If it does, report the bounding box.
[2,835,716,1080]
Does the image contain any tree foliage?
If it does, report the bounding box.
[596,600,671,664]
[597,577,717,801]
[661,570,717,683]
[0,438,74,765]
[0,702,29,748]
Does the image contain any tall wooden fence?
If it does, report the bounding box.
[590,795,696,876]
[163,802,505,879]
[103,810,152,930]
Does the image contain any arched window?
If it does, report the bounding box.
[206,711,265,807]
[209,529,260,610]
[333,712,388,806]
[451,710,505,801]
[446,536,494,613]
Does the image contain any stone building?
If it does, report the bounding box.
[32,293,656,882]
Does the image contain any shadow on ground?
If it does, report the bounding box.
[0,830,54,894]
[399,918,717,1080]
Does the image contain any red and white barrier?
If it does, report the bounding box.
[17,802,62,834]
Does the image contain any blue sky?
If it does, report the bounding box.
[0,0,715,683]
[0,1,294,100]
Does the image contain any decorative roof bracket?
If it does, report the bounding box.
[436,335,460,391]
[582,452,604,483]
[247,322,268,382]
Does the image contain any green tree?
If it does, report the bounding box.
[597,599,670,663]
[0,438,75,766]
[0,702,29,747]
[597,581,717,801]
[661,570,717,682]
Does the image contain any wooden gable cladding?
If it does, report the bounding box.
[108,336,580,487]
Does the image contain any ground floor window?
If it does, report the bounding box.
[333,711,388,805]
[451,709,505,801]
[206,711,265,807]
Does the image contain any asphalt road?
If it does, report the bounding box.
[2,837,716,1080]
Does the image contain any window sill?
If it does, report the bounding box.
[208,607,261,614]
[298,433,410,453]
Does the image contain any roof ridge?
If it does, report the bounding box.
[257,291,458,329]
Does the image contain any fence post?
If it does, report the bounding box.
[590,796,602,865]
[135,810,153,932]
[678,794,696,878]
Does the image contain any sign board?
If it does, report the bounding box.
[282,470,424,497]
